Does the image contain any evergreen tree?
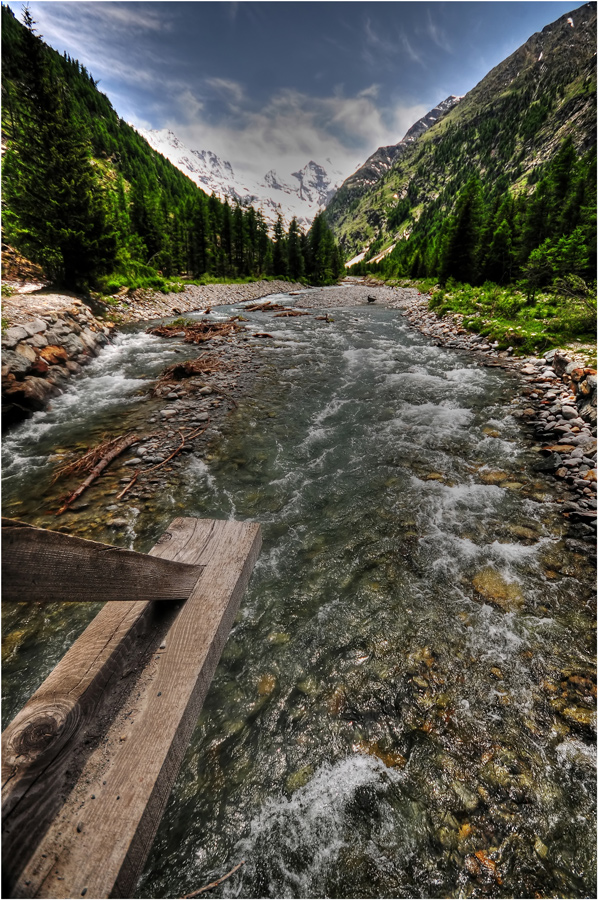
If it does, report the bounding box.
[286,217,305,280]
[484,219,515,284]
[271,213,288,276]
[439,178,484,284]
[2,8,115,286]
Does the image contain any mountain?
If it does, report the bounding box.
[134,127,342,228]
[326,2,596,262]
[1,5,343,288]
[332,95,461,200]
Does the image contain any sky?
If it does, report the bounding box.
[11,1,583,182]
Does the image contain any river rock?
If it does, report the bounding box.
[3,325,29,347]
[472,568,525,612]
[40,344,69,365]
[4,375,57,410]
[1,349,32,377]
[61,333,86,356]
[23,318,48,336]
[15,342,37,363]
[26,333,48,349]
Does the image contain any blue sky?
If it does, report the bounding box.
[13,1,583,181]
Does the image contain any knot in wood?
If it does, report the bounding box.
[7,701,79,766]
[17,716,59,756]
[156,531,172,544]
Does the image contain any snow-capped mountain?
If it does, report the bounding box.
[134,126,342,228]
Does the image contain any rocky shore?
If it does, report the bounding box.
[3,278,596,547]
[385,287,597,546]
[1,292,112,428]
[100,279,305,324]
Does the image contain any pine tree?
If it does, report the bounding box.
[286,217,305,280]
[2,9,115,287]
[271,213,288,276]
[439,178,484,284]
[485,219,515,284]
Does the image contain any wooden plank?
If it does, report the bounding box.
[1,519,203,603]
[2,517,262,899]
[2,521,198,891]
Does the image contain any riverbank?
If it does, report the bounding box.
[3,279,595,545]
[1,280,303,427]
[1,291,113,428]
[98,279,306,324]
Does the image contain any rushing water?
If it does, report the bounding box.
[2,295,596,898]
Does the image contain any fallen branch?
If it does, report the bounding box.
[181,861,245,898]
[116,469,139,501]
[147,320,241,344]
[152,355,225,395]
[273,310,310,317]
[52,436,123,485]
[141,424,209,476]
[56,433,139,515]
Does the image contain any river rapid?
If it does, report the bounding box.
[2,291,596,898]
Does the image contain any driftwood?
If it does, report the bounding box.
[160,356,224,381]
[182,861,246,898]
[243,301,277,312]
[115,470,139,501]
[243,301,305,314]
[254,332,274,339]
[147,320,241,344]
[115,424,210,498]
[56,433,139,515]
[273,310,310,317]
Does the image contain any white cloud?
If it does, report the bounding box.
[171,86,428,183]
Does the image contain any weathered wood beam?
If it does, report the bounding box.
[2,516,262,899]
[1,518,203,603]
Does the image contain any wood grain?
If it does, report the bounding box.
[2,519,203,603]
[2,517,261,899]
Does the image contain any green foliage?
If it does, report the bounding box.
[2,8,116,287]
[0,6,342,291]
[424,280,597,355]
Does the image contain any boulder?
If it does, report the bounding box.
[1,349,32,378]
[61,333,86,356]
[40,344,69,365]
[2,325,29,348]
[15,342,37,363]
[4,375,57,410]
[23,318,48,336]
[26,333,48,349]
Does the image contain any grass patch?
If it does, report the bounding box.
[426,280,596,356]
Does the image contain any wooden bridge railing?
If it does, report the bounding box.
[1,516,262,899]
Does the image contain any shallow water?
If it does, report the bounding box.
[2,297,596,898]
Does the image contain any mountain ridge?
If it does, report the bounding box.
[134,126,342,228]
[325,2,596,259]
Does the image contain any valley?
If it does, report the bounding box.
[1,2,596,898]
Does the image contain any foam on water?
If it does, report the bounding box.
[2,299,594,899]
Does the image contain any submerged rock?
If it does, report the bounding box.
[472,568,525,612]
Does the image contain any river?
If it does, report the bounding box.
[2,291,596,898]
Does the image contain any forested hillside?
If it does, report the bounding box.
[1,5,342,290]
[326,2,596,295]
